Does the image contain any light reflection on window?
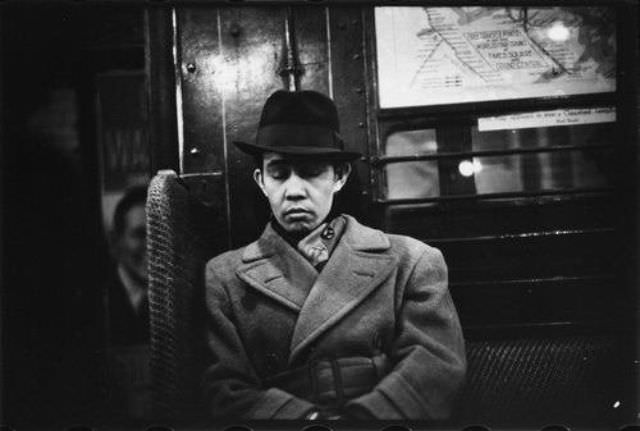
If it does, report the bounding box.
[471,124,612,194]
[384,129,440,199]
[382,122,614,200]
[471,151,609,195]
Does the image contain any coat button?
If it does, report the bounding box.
[321,226,334,240]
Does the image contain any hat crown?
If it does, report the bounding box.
[259,90,340,132]
[232,90,361,161]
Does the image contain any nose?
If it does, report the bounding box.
[283,172,307,201]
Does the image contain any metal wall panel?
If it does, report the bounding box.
[174,6,375,247]
[328,6,371,223]
[178,8,225,175]
[146,7,179,173]
[293,6,329,95]
[177,8,230,248]
[218,7,288,247]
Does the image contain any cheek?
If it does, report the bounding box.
[124,238,143,254]
[263,183,284,204]
[311,182,338,205]
[324,179,341,197]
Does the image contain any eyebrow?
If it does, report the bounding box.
[265,158,331,173]
[266,159,290,167]
[265,160,292,171]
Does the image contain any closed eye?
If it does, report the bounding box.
[266,164,291,180]
[296,162,330,179]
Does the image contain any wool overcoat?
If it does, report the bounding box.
[202,215,466,420]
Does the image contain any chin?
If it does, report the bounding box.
[279,215,316,231]
[284,222,311,233]
[282,218,319,233]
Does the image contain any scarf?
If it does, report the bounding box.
[295,215,346,269]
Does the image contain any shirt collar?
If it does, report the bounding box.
[117,265,148,315]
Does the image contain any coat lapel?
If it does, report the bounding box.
[289,216,398,364]
[236,224,318,312]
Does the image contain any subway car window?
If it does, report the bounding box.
[2,1,637,430]
[384,129,440,199]
[374,4,636,426]
[382,117,615,200]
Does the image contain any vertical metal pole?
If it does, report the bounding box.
[325,6,334,99]
[171,8,185,174]
[145,6,180,173]
[216,9,233,250]
[280,6,303,91]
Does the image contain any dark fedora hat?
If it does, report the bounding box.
[233,90,361,161]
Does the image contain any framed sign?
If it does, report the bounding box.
[375,7,616,108]
[96,71,151,233]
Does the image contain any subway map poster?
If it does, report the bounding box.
[375,7,616,108]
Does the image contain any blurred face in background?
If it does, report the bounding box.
[116,203,148,283]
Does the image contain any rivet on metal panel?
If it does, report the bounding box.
[352,53,361,61]
[186,63,197,73]
[189,147,201,156]
[230,24,242,37]
[354,87,364,94]
[358,122,365,128]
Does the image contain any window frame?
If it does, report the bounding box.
[365,5,630,206]
[362,2,638,331]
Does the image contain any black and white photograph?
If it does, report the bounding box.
[1,1,639,430]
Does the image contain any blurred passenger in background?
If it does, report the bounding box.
[104,185,152,422]
[106,185,150,345]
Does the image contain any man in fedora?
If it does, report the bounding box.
[202,90,466,420]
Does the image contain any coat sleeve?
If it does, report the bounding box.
[202,261,316,420]
[345,246,466,420]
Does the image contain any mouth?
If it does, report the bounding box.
[284,208,311,217]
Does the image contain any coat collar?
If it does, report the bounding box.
[236,215,397,364]
[237,222,317,313]
[241,214,391,260]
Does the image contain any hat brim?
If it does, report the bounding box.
[233,140,362,161]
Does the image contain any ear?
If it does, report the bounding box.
[332,163,351,193]
[253,168,268,197]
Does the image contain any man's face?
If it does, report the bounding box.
[254,152,349,234]
[117,203,148,282]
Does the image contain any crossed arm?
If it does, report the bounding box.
[202,247,466,420]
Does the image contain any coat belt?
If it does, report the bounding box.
[262,355,389,407]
